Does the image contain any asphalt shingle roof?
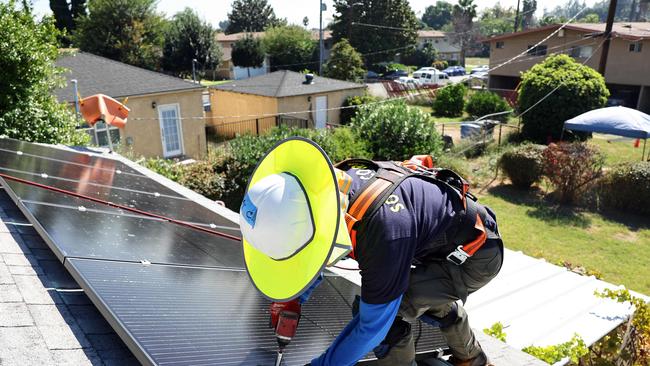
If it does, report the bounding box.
[54,52,203,102]
[213,70,366,98]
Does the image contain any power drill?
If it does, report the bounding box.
[270,301,301,366]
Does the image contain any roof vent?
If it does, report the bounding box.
[303,73,314,85]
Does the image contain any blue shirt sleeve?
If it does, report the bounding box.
[298,273,323,304]
[310,296,402,366]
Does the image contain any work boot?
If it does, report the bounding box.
[448,351,493,366]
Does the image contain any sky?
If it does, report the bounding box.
[30,0,602,28]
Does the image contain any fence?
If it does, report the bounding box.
[382,81,439,101]
[206,115,311,142]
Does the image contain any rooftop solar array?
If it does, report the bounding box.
[0,137,447,365]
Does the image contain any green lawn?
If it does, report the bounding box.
[589,133,646,166]
[465,57,489,73]
[479,186,650,294]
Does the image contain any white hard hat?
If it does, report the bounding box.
[239,172,314,260]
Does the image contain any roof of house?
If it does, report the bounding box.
[216,31,265,43]
[418,30,447,38]
[485,22,650,42]
[54,52,203,102]
[212,70,366,98]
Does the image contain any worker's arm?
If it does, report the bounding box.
[298,273,323,304]
[310,295,401,366]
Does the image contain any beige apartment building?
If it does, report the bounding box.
[417,30,461,62]
[485,23,650,112]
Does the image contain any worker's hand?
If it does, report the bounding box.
[269,299,301,329]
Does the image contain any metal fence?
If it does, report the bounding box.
[206,115,311,142]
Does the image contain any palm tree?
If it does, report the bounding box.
[452,0,477,67]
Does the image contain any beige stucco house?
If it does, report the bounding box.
[206,71,366,138]
[417,30,461,62]
[56,52,208,159]
[485,23,650,113]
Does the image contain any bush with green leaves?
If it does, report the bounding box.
[522,334,589,364]
[465,91,510,121]
[0,4,88,145]
[518,54,609,143]
[498,144,546,189]
[432,60,448,70]
[263,25,315,72]
[542,142,604,204]
[351,100,442,160]
[483,322,507,342]
[323,39,366,82]
[598,161,650,216]
[340,95,378,125]
[433,83,466,117]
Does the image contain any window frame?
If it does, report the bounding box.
[496,41,504,49]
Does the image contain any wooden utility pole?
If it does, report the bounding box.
[514,0,521,32]
[598,0,618,75]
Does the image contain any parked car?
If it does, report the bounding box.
[413,69,449,86]
[471,65,489,74]
[415,67,438,73]
[365,70,380,82]
[442,66,466,76]
[395,76,421,87]
[382,69,409,80]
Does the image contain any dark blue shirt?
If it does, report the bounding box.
[346,167,496,304]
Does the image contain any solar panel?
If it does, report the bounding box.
[0,137,448,365]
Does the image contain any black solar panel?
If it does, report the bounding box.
[0,137,448,365]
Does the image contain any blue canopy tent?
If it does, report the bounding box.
[563,106,650,161]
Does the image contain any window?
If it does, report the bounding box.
[435,40,439,44]
[90,121,120,148]
[527,44,547,56]
[629,42,643,52]
[570,45,593,58]
[496,41,504,49]
[202,91,211,112]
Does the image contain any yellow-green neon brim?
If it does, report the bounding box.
[243,137,351,301]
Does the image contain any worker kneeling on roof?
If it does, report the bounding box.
[239,137,503,366]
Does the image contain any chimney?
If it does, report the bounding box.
[303,73,314,85]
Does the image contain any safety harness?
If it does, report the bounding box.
[335,156,496,267]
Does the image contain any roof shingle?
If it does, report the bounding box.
[213,70,366,98]
[54,52,203,102]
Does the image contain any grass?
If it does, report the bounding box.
[589,133,646,166]
[479,186,650,294]
[200,80,231,86]
[465,57,489,73]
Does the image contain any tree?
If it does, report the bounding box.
[518,54,609,143]
[0,3,88,145]
[452,0,477,67]
[231,34,265,78]
[521,0,537,30]
[75,0,164,70]
[323,39,365,82]
[162,8,221,79]
[421,1,453,30]
[577,13,601,22]
[49,0,86,46]
[218,20,230,31]
[477,4,516,37]
[302,16,309,27]
[225,0,280,34]
[263,25,315,72]
[330,0,419,65]
[402,42,438,67]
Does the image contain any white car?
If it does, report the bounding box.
[395,76,421,87]
[415,67,438,73]
[471,65,489,74]
[413,69,449,86]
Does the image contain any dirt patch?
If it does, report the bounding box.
[614,231,638,243]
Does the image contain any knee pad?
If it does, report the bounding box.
[420,303,458,329]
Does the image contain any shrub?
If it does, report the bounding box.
[465,91,510,121]
[599,162,650,215]
[433,83,466,117]
[351,100,442,161]
[386,62,409,71]
[522,334,589,364]
[483,322,507,343]
[140,157,183,182]
[518,54,609,143]
[178,160,226,201]
[498,144,546,189]
[432,60,448,71]
[340,94,378,125]
[542,142,604,204]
